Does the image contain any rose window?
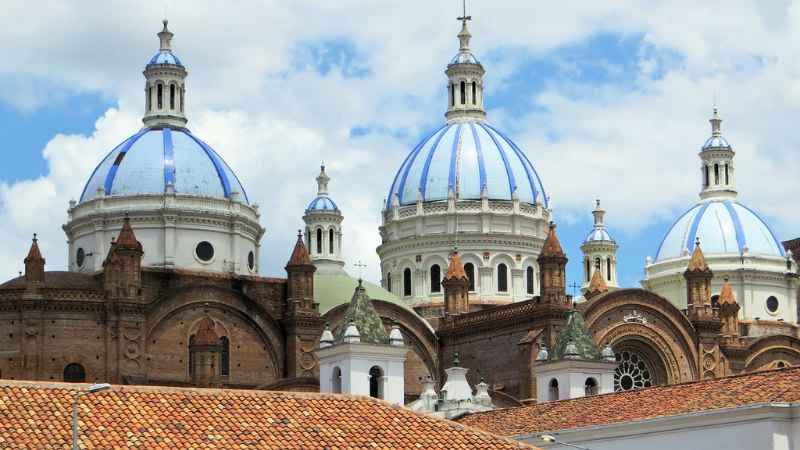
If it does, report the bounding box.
[614,350,654,391]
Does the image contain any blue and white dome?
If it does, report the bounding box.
[80,127,248,204]
[306,196,338,212]
[655,200,784,261]
[148,50,183,67]
[702,135,730,150]
[386,121,547,208]
[585,228,613,243]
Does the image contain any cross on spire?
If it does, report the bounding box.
[568,281,581,297]
[354,260,367,280]
[457,0,471,25]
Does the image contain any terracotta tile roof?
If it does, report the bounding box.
[24,235,44,263]
[459,367,800,437]
[718,277,737,305]
[0,271,100,290]
[115,217,142,251]
[0,381,535,449]
[585,268,608,298]
[287,231,312,266]
[445,250,468,280]
[539,223,564,257]
[686,239,709,272]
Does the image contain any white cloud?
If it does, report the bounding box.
[0,1,798,282]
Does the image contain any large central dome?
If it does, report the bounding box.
[80,127,248,204]
[386,120,547,207]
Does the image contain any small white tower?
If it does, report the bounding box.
[303,165,345,274]
[445,9,486,123]
[581,200,618,291]
[316,281,406,405]
[535,310,617,402]
[699,107,737,200]
[142,20,188,128]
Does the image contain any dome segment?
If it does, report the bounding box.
[702,108,731,151]
[385,121,547,207]
[79,127,248,204]
[305,165,339,213]
[146,20,183,67]
[583,199,614,244]
[655,200,784,261]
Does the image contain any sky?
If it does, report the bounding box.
[0,0,798,292]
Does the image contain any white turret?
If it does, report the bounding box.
[699,107,737,200]
[303,165,345,273]
[142,20,188,128]
[581,199,618,291]
[445,9,486,123]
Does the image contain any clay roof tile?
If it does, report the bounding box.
[540,223,564,258]
[287,231,312,266]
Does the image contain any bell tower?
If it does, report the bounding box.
[444,4,486,123]
[699,107,736,200]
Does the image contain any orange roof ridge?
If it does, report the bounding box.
[445,250,468,280]
[115,216,142,251]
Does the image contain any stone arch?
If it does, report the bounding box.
[744,335,800,372]
[422,255,447,295]
[323,300,438,400]
[146,284,284,387]
[583,288,699,386]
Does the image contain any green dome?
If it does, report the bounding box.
[314,272,405,314]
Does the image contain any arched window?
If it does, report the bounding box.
[711,295,720,309]
[714,163,720,185]
[157,83,163,109]
[329,228,335,254]
[316,229,322,255]
[704,165,710,187]
[548,378,559,401]
[526,266,534,295]
[607,258,612,281]
[403,268,412,297]
[63,363,86,382]
[430,264,441,293]
[386,272,392,293]
[460,81,466,105]
[585,378,598,396]
[369,366,383,399]
[464,263,475,291]
[497,263,508,293]
[725,163,729,185]
[450,84,455,107]
[219,336,230,376]
[585,259,590,282]
[472,82,476,105]
[332,367,342,393]
[147,86,152,111]
[188,335,195,377]
[170,84,176,109]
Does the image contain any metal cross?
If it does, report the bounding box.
[568,281,581,297]
[354,260,367,280]
[457,0,471,24]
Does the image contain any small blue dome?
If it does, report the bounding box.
[656,200,784,261]
[386,121,547,208]
[148,50,183,67]
[585,228,613,243]
[306,196,339,212]
[450,52,479,65]
[80,127,248,204]
[702,135,730,150]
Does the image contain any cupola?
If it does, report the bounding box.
[142,20,188,128]
[445,7,486,123]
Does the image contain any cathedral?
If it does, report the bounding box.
[1,15,798,406]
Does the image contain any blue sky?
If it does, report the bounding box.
[0,1,797,289]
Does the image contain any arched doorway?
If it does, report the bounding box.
[63,363,86,382]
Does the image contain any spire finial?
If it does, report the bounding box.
[32,233,37,242]
[316,164,330,196]
[158,19,174,52]
[710,105,722,137]
[456,0,472,51]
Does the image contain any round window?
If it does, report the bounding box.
[766,296,779,313]
[195,241,214,262]
[248,251,255,270]
[76,248,85,268]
